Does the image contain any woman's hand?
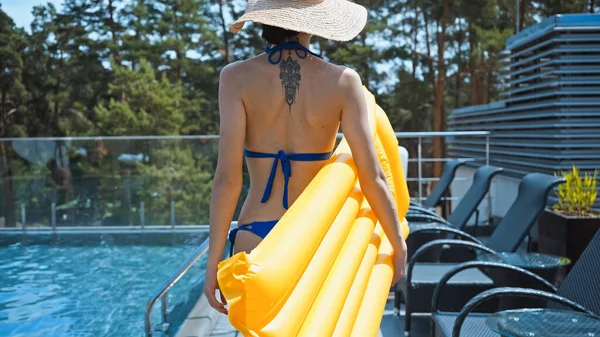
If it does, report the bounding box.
[203,263,228,314]
[391,238,408,285]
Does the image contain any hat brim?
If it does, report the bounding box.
[229,0,367,42]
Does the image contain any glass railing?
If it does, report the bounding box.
[1,132,491,230]
[0,136,243,229]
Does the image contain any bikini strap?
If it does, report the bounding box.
[244,148,332,209]
[265,41,322,65]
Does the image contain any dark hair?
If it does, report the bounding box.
[261,24,299,45]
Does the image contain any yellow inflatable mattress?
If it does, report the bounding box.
[217,87,410,337]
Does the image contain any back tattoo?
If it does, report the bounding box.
[279,50,301,112]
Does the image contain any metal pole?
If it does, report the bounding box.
[21,204,26,235]
[140,202,145,229]
[485,135,490,165]
[161,293,168,324]
[485,135,492,226]
[417,137,423,201]
[170,201,175,229]
[51,203,56,232]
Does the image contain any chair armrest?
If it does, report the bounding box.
[452,287,597,337]
[406,240,498,288]
[406,213,449,225]
[432,261,557,312]
[410,200,421,207]
[409,224,483,245]
[407,205,439,218]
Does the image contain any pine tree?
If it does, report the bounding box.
[0,8,28,137]
[120,0,157,69]
[0,7,28,227]
[94,59,184,136]
[430,0,451,178]
[25,3,102,136]
[532,0,588,16]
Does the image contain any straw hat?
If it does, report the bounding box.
[230,0,368,42]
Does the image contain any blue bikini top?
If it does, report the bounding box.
[244,148,333,209]
[265,41,322,65]
[247,42,330,209]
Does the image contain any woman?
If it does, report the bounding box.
[204,0,407,314]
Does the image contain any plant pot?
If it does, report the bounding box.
[538,208,600,275]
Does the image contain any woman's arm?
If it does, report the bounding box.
[204,63,246,313]
[339,69,407,267]
[208,63,246,267]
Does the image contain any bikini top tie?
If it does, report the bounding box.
[265,41,322,65]
[244,148,333,209]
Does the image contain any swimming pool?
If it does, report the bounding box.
[0,234,207,337]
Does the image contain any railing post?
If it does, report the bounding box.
[140,202,145,230]
[51,202,56,232]
[417,136,423,202]
[145,307,153,337]
[485,134,492,225]
[161,293,168,323]
[170,201,175,229]
[485,135,490,165]
[21,203,26,235]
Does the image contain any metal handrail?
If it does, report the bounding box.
[395,131,490,137]
[1,135,221,141]
[0,131,490,142]
[145,238,209,337]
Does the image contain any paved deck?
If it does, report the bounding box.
[201,294,431,337]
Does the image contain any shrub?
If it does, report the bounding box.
[553,165,598,216]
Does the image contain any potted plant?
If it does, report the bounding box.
[538,166,599,272]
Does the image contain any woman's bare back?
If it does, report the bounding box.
[232,51,349,225]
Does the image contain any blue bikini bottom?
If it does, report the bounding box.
[228,220,278,256]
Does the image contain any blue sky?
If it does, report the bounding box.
[2,0,63,30]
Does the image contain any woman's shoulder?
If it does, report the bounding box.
[332,66,364,95]
[219,59,257,90]
[220,55,268,80]
[336,66,362,84]
[220,60,246,77]
[305,61,363,91]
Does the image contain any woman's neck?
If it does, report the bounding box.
[279,35,311,49]
[297,35,311,49]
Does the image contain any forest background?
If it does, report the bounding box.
[0,0,598,227]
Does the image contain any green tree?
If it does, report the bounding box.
[94,59,184,136]
[532,0,588,16]
[23,3,107,137]
[315,0,396,90]
[93,59,215,225]
[137,146,214,225]
[120,0,158,69]
[0,8,28,137]
[0,7,28,227]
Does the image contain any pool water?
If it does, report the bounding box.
[0,242,204,337]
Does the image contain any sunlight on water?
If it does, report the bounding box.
[0,242,203,337]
